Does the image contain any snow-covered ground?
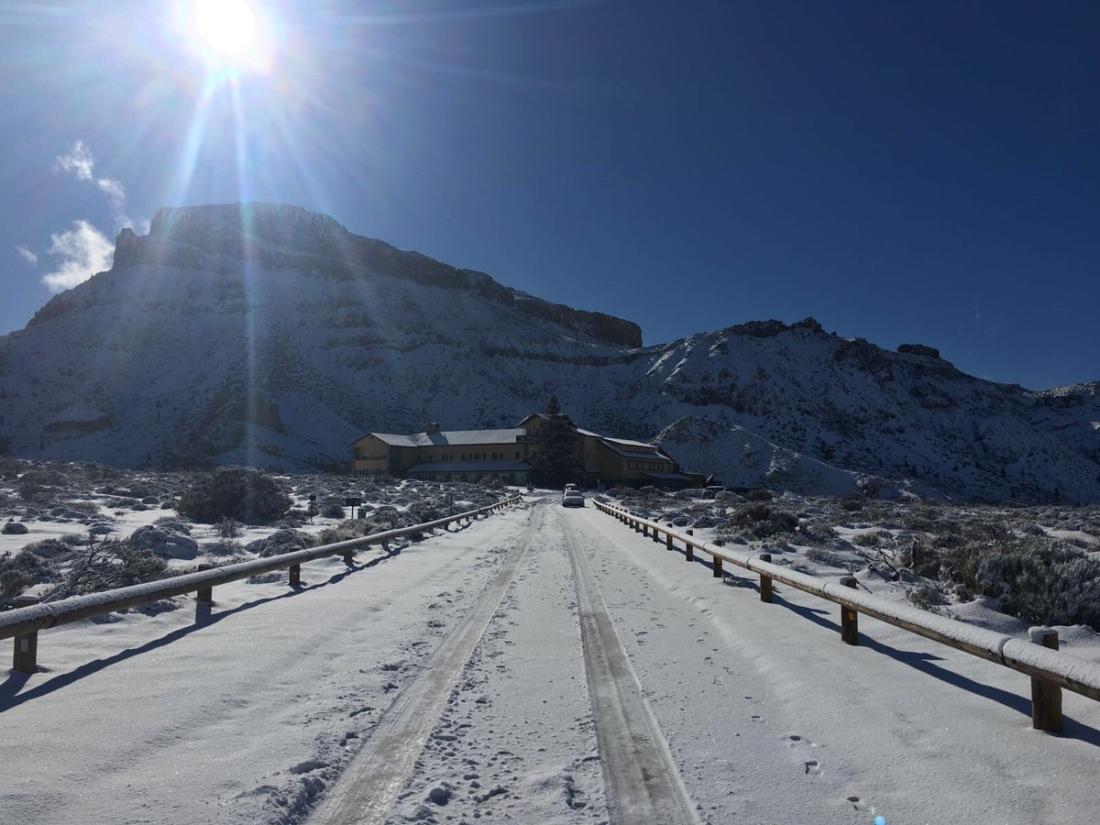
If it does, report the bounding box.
[3,495,1100,825]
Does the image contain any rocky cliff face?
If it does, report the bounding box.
[2,203,1098,503]
[74,203,641,348]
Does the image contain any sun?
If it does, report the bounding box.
[181,0,272,73]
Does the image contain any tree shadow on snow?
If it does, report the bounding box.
[768,592,1100,749]
[0,547,403,714]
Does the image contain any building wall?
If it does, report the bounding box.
[355,438,532,475]
[596,443,679,483]
[351,434,391,474]
[353,419,684,485]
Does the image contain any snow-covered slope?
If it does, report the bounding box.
[0,203,1097,503]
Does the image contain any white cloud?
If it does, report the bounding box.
[15,245,38,266]
[55,140,96,181]
[55,140,134,227]
[40,220,113,293]
[96,177,129,224]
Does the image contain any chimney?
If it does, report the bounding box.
[424,422,441,434]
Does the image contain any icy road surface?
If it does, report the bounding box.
[3,496,1100,825]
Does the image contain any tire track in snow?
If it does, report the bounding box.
[311,505,540,825]
[557,509,702,825]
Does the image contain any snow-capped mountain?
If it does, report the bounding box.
[1,203,1097,503]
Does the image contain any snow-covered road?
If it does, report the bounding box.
[4,496,1100,825]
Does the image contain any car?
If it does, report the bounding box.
[562,490,585,507]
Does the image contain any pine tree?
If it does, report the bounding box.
[533,395,579,488]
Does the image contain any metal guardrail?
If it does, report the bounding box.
[2,495,524,674]
[595,499,1100,734]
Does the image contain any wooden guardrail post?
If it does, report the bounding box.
[13,631,37,674]
[642,523,649,538]
[665,530,673,551]
[196,563,214,606]
[758,553,773,602]
[712,554,723,578]
[289,564,301,587]
[684,530,694,562]
[840,576,859,645]
[343,547,355,566]
[652,525,660,543]
[1029,628,1063,734]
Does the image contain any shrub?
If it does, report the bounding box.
[805,547,851,568]
[852,531,883,548]
[0,568,32,598]
[177,468,291,524]
[907,582,947,611]
[316,520,374,545]
[839,497,864,512]
[204,540,244,557]
[0,549,57,598]
[973,542,1100,628]
[23,538,73,559]
[899,540,941,578]
[746,489,773,502]
[730,504,799,539]
[59,539,167,597]
[320,498,346,519]
[245,529,314,557]
[218,517,240,539]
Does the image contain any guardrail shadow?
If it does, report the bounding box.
[0,546,403,714]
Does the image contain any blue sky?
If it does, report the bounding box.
[1,0,1097,389]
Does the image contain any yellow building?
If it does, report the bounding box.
[352,415,694,487]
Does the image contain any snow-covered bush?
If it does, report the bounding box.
[56,538,167,598]
[974,542,1100,628]
[203,539,244,557]
[805,547,852,569]
[729,504,799,539]
[0,549,57,598]
[906,582,947,610]
[177,468,291,524]
[23,538,73,559]
[320,497,345,519]
[246,528,314,557]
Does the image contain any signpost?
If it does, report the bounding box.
[344,496,363,520]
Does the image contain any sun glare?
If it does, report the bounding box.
[182,0,271,73]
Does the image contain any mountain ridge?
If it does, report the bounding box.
[2,203,1098,504]
[28,203,641,350]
